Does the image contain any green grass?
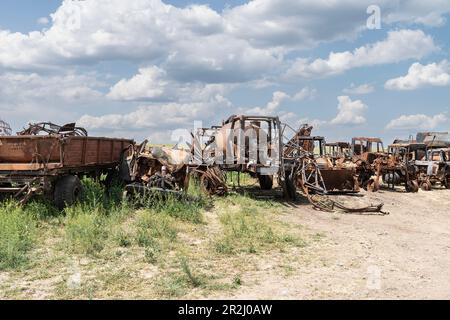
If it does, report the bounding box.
[64,208,109,255]
[0,202,36,270]
[213,194,305,255]
[132,190,206,224]
[0,176,312,299]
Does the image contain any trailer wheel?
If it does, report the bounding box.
[257,174,273,190]
[54,175,83,210]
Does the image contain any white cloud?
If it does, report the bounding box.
[330,96,367,125]
[225,0,450,49]
[386,113,448,130]
[107,66,231,102]
[285,29,437,78]
[78,98,231,131]
[1,0,449,141]
[292,87,317,101]
[385,60,450,90]
[383,0,450,27]
[0,71,107,129]
[0,72,104,102]
[246,87,316,115]
[0,1,448,79]
[343,83,374,95]
[0,0,279,83]
[37,17,50,25]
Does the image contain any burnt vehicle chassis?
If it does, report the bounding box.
[190,115,293,196]
[0,122,133,208]
[351,137,421,192]
[350,137,386,191]
[415,148,450,190]
[283,133,358,194]
[192,115,360,199]
[122,136,228,199]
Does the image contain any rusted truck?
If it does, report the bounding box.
[0,122,133,208]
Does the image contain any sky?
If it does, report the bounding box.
[0,0,449,145]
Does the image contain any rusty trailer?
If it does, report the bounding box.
[0,122,133,208]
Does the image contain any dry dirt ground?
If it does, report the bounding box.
[214,188,450,299]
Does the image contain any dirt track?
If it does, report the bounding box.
[216,188,450,299]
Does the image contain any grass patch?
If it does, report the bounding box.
[134,210,178,264]
[23,200,60,221]
[180,257,203,287]
[213,194,304,255]
[64,208,109,255]
[133,191,205,224]
[0,202,36,270]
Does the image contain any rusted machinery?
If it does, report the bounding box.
[0,122,133,208]
[415,147,450,189]
[371,140,422,192]
[192,116,360,198]
[211,115,282,191]
[122,135,228,198]
[350,137,386,191]
[283,133,358,194]
[416,131,450,146]
[350,137,423,192]
[324,142,351,159]
[122,141,190,195]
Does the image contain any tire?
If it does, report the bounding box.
[54,175,83,210]
[258,174,273,190]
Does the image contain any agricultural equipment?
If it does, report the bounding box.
[195,116,360,198]
[283,134,358,194]
[203,115,284,192]
[122,141,190,194]
[349,137,386,191]
[122,134,228,198]
[371,140,424,192]
[416,132,449,145]
[0,122,133,208]
[324,142,351,159]
[415,148,450,189]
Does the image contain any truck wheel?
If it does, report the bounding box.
[54,175,83,210]
[258,174,273,190]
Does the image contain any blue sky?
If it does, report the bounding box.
[0,0,449,144]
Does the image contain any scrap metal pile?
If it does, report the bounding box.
[122,115,448,214]
[119,115,384,214]
[0,117,448,212]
